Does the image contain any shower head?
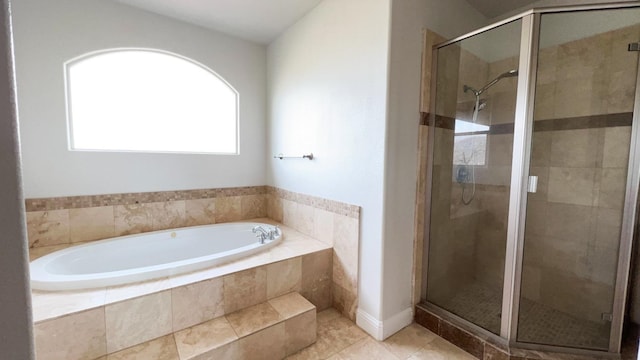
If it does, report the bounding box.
[463,69,518,97]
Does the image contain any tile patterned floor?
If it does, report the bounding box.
[441,282,610,349]
[286,308,476,360]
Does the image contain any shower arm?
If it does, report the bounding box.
[465,69,518,97]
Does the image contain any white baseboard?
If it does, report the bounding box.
[356,307,414,341]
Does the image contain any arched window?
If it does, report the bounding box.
[65,49,238,154]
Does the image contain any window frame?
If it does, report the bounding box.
[63,47,240,155]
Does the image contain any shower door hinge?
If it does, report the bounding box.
[629,42,640,52]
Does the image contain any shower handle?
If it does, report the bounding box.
[527,176,538,193]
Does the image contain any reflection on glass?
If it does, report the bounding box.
[454,120,489,166]
[425,19,522,335]
[517,7,640,350]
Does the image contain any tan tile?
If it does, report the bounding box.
[597,168,627,209]
[105,291,172,353]
[333,282,358,321]
[172,277,224,331]
[550,128,601,168]
[285,310,317,356]
[174,317,238,360]
[608,69,637,113]
[223,267,267,314]
[269,292,315,319]
[283,199,299,230]
[602,126,631,168]
[545,203,594,241]
[104,277,172,304]
[226,302,281,338]
[27,209,70,248]
[150,201,186,231]
[29,244,71,261]
[533,84,556,121]
[521,265,542,301]
[215,196,242,223]
[547,167,596,206]
[296,203,315,236]
[332,214,359,295]
[241,194,267,219]
[313,208,335,245]
[382,323,438,359]
[301,249,333,311]
[338,337,399,359]
[486,134,513,167]
[531,131,551,167]
[237,323,286,360]
[287,309,366,359]
[106,335,178,360]
[267,257,302,299]
[267,195,284,223]
[69,206,115,243]
[35,308,106,360]
[407,337,476,359]
[325,354,345,360]
[31,289,106,323]
[190,343,240,360]
[317,308,342,324]
[185,198,216,226]
[114,204,153,236]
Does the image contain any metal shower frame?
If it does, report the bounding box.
[421,1,640,356]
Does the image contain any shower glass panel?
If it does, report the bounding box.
[518,7,640,350]
[426,19,522,335]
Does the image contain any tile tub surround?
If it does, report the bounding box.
[26,185,360,321]
[37,292,316,360]
[26,186,269,248]
[34,236,328,359]
[32,221,331,323]
[266,187,360,321]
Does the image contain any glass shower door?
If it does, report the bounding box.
[425,19,522,335]
[518,7,640,350]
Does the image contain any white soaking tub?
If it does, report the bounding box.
[30,222,282,291]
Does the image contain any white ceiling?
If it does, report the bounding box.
[465,0,539,18]
[115,0,323,44]
[114,0,544,45]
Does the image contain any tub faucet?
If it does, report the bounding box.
[252,226,269,244]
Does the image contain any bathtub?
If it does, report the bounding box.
[30,222,282,291]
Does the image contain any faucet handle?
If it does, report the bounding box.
[268,225,281,240]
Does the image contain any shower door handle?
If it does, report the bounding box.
[527,176,538,193]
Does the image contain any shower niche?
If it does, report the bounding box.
[420,3,640,357]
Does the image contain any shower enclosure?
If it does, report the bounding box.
[421,2,640,356]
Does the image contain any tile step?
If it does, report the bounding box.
[107,292,317,360]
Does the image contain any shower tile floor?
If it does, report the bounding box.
[441,282,610,350]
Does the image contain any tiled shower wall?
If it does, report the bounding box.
[520,23,640,322]
[25,185,360,320]
[416,30,518,307]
